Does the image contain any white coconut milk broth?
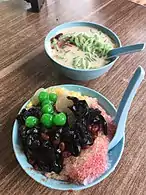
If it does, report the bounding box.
[50,26,116,69]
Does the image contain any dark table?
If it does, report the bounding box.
[0,0,146,194]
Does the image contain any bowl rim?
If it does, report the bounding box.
[12,84,124,190]
[44,21,122,72]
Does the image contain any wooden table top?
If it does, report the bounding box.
[0,0,146,194]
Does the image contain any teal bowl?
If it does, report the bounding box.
[12,84,125,191]
[44,22,121,81]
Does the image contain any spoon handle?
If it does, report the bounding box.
[108,66,145,151]
[107,44,145,58]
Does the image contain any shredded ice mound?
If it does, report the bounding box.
[61,133,109,185]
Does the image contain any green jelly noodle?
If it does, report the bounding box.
[25,116,38,128]
[53,112,67,126]
[51,31,114,70]
[41,113,53,128]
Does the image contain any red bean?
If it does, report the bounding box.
[62,151,71,158]
[59,142,65,152]
[53,140,60,146]
[41,133,49,141]
[55,33,63,40]
[91,125,99,134]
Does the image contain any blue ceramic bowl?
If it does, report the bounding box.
[44,22,121,81]
[12,84,125,190]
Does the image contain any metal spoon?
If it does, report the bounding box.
[107,43,145,59]
[108,66,145,151]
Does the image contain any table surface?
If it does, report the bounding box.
[0,0,146,195]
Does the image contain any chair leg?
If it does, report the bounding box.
[24,0,45,12]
